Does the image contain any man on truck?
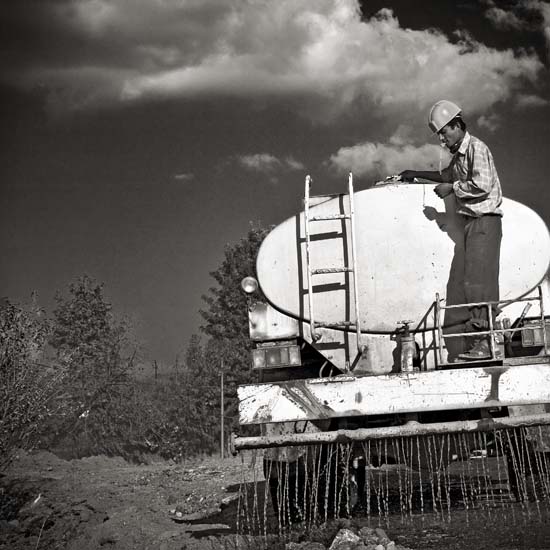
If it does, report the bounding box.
[399,100,503,360]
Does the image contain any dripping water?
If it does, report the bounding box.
[235,428,550,541]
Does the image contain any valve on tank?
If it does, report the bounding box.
[397,320,418,373]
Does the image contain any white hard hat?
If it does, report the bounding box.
[428,100,462,133]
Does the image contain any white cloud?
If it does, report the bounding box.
[329,140,447,180]
[7,0,546,120]
[173,172,194,182]
[515,93,550,107]
[529,0,550,54]
[477,113,501,132]
[238,153,281,172]
[237,153,305,174]
[388,125,415,146]
[484,0,550,54]
[284,157,306,171]
[484,6,527,30]
[63,0,118,34]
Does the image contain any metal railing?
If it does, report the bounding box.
[434,285,549,365]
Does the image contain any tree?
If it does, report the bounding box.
[183,335,220,452]
[199,224,269,433]
[51,274,128,376]
[0,297,65,470]
[48,275,138,457]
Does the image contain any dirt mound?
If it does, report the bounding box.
[70,455,130,469]
[6,449,71,474]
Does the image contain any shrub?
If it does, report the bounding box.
[0,298,66,471]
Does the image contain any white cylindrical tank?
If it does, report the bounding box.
[257,183,550,333]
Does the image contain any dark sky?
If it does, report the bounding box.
[1,0,549,365]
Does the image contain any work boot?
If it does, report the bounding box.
[457,338,491,361]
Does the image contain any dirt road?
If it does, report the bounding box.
[3,450,550,550]
[0,450,264,550]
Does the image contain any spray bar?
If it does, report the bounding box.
[231,413,550,453]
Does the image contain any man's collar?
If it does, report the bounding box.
[455,131,471,155]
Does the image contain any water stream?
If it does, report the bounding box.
[235,427,550,546]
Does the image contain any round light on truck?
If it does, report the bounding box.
[241,276,259,294]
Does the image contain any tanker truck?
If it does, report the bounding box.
[231,174,550,522]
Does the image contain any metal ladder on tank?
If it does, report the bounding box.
[303,173,365,355]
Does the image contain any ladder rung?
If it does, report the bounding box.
[315,321,356,329]
[311,214,350,221]
[312,267,353,275]
[308,193,346,199]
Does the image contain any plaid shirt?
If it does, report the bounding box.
[441,132,503,217]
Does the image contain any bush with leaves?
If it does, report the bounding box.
[179,335,220,455]
[0,298,66,471]
[139,335,221,461]
[2,222,272,465]
[46,275,144,458]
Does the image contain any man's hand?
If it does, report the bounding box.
[398,170,417,182]
[434,183,454,198]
